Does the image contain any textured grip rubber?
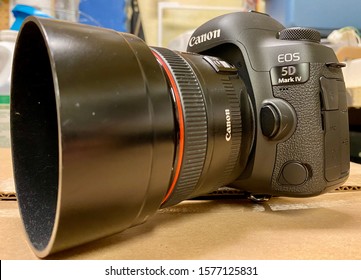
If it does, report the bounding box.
[152,47,208,207]
[271,63,347,195]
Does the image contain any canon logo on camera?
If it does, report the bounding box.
[188,29,221,47]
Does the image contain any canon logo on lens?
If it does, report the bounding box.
[225,109,232,141]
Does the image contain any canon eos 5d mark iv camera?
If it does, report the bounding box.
[10,11,349,257]
[185,11,349,198]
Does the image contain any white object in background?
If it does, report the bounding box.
[328,27,361,47]
[157,2,243,47]
[342,58,361,108]
[54,0,79,22]
[168,30,194,51]
[0,30,18,96]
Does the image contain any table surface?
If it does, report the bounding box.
[1,147,361,260]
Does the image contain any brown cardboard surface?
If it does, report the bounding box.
[0,0,9,30]
[0,148,14,200]
[1,191,361,260]
[1,145,361,259]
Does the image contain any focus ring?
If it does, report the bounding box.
[152,47,208,208]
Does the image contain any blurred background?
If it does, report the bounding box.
[0,0,263,45]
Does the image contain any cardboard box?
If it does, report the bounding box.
[0,0,10,30]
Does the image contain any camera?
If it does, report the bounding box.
[10,11,349,257]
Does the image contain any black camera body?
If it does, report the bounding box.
[187,11,349,197]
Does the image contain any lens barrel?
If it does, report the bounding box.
[11,17,251,257]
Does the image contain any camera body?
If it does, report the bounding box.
[188,11,349,197]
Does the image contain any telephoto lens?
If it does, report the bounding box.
[10,17,252,257]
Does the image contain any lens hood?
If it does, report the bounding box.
[11,17,176,257]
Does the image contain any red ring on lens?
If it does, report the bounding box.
[152,50,185,204]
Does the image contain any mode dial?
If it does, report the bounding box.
[279,27,321,43]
